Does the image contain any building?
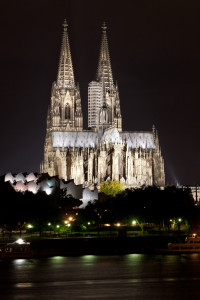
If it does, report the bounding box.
[88,81,103,129]
[40,20,165,189]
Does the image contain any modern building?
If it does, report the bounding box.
[41,20,165,188]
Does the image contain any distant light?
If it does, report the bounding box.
[56,225,60,228]
[68,217,72,221]
[64,220,68,224]
[16,239,24,245]
[105,223,110,227]
[45,188,51,195]
[132,220,136,225]
[88,222,91,225]
[67,224,71,227]
[178,218,182,222]
[27,224,33,229]
[170,219,173,222]
[48,223,51,226]
[117,223,120,227]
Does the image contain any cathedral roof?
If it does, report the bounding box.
[103,127,121,143]
[121,132,155,149]
[52,131,98,148]
[52,129,155,149]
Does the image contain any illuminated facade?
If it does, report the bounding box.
[41,20,165,188]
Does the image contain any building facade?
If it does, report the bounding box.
[41,20,165,188]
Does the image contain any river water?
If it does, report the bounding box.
[1,254,200,299]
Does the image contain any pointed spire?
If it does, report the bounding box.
[57,19,75,89]
[116,81,118,91]
[97,22,114,90]
[152,124,156,140]
[102,70,107,107]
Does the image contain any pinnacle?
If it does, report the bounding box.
[102,21,107,31]
[63,19,68,31]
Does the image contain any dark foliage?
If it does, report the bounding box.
[83,185,195,227]
[0,176,81,233]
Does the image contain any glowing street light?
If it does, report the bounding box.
[48,223,51,226]
[27,224,33,229]
[68,217,72,221]
[132,220,136,225]
[56,225,60,228]
[88,222,91,225]
[117,223,120,227]
[178,218,182,222]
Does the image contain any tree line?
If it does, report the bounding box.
[0,176,195,235]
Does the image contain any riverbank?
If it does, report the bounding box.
[26,235,186,257]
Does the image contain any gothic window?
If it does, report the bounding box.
[65,103,70,119]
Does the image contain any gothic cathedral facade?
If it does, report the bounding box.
[40,20,165,188]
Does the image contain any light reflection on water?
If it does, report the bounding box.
[1,254,200,299]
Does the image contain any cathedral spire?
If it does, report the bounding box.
[97,22,114,90]
[57,19,75,89]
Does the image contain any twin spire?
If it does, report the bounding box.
[97,22,114,90]
[57,19,75,89]
[57,20,114,90]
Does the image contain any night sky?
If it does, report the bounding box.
[1,0,200,185]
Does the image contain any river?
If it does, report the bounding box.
[1,254,200,299]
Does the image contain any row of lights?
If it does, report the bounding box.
[27,218,183,230]
[26,223,71,229]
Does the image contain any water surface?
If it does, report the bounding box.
[1,254,200,299]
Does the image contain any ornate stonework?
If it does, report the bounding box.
[40,21,165,188]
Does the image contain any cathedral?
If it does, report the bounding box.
[40,20,165,188]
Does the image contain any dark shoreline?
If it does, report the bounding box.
[27,235,186,257]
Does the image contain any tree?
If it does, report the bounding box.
[99,180,124,197]
[58,187,82,218]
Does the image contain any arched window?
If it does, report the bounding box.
[65,103,70,119]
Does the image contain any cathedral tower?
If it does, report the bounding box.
[88,23,122,132]
[41,20,83,179]
[51,19,83,131]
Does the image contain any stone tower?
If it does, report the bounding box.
[51,19,83,132]
[88,22,122,132]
